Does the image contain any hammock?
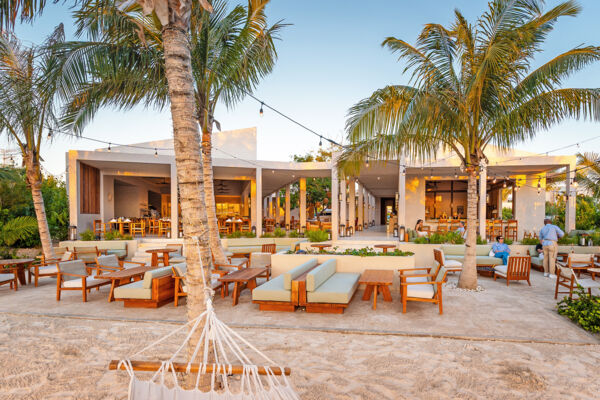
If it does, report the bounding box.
[110,237,299,399]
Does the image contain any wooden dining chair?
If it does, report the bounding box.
[93,219,105,237]
[0,267,19,291]
[158,220,171,237]
[505,220,518,241]
[261,243,277,254]
[493,256,531,286]
[130,220,145,237]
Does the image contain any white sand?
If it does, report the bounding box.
[1,312,599,399]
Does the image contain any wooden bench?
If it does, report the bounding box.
[113,266,175,308]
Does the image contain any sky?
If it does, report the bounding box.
[4,0,600,176]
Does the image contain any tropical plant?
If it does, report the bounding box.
[502,207,513,220]
[547,152,600,198]
[306,229,329,243]
[62,0,284,265]
[340,0,600,289]
[0,27,75,259]
[520,237,540,245]
[0,216,38,246]
[273,227,286,238]
[546,195,600,230]
[79,229,96,241]
[289,149,332,213]
[557,287,600,333]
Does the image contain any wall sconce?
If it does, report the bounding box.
[285,223,290,231]
[393,224,398,237]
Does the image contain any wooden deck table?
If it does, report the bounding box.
[0,258,35,285]
[374,244,396,254]
[96,266,156,302]
[359,269,394,310]
[588,268,600,280]
[218,267,266,306]
[310,244,331,253]
[145,248,179,267]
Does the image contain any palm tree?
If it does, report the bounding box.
[61,0,284,264]
[0,26,70,260]
[340,0,600,289]
[547,151,600,198]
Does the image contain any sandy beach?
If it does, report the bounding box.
[1,273,599,399]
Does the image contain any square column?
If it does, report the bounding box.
[565,164,576,232]
[479,162,487,239]
[267,195,272,218]
[357,181,364,228]
[348,178,356,230]
[340,179,347,229]
[253,167,262,234]
[398,157,406,227]
[300,178,307,232]
[331,156,339,240]
[170,163,179,238]
[285,185,291,228]
[276,191,281,224]
[363,187,368,229]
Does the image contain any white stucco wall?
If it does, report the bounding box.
[514,175,546,239]
[405,176,425,230]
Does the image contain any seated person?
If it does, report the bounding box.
[455,221,467,239]
[414,219,428,237]
[535,243,543,260]
[492,235,510,264]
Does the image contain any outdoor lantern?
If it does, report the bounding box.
[166,230,171,238]
[357,224,363,232]
[339,224,345,237]
[68,225,78,241]
[347,226,354,236]
[285,223,290,231]
[393,224,398,237]
[327,230,332,240]
[251,226,256,236]
[301,225,306,234]
[399,225,406,242]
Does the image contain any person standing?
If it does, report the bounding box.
[455,221,467,240]
[492,235,510,265]
[539,218,564,278]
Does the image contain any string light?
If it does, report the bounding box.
[319,136,322,147]
[492,176,497,184]
[454,171,458,179]
[503,180,507,188]
[154,148,158,157]
[365,157,369,168]
[47,128,53,139]
[259,102,264,117]
[108,143,111,152]
[572,178,578,188]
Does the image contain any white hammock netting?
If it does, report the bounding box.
[113,238,299,400]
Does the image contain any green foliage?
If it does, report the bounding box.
[503,238,513,245]
[546,196,600,232]
[557,288,600,333]
[242,232,256,238]
[226,231,243,239]
[558,235,578,245]
[288,231,300,238]
[0,167,69,246]
[306,229,329,243]
[304,246,413,257]
[79,229,96,241]
[0,246,17,259]
[502,207,513,220]
[521,237,540,245]
[103,230,132,240]
[413,236,428,244]
[412,231,464,244]
[261,233,274,238]
[273,228,286,238]
[476,236,488,245]
[0,216,38,246]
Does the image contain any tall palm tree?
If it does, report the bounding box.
[0,26,69,260]
[340,0,600,289]
[574,152,600,198]
[61,0,284,264]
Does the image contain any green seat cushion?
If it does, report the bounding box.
[306,272,360,304]
[445,255,504,266]
[531,257,543,266]
[441,245,492,256]
[252,276,290,302]
[114,281,152,299]
[143,266,173,289]
[306,259,336,291]
[283,259,318,290]
[106,249,127,258]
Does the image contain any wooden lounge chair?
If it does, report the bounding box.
[250,252,271,281]
[493,256,531,286]
[74,246,103,265]
[400,266,448,314]
[0,268,19,291]
[95,254,145,274]
[555,265,600,299]
[433,249,462,272]
[30,250,74,287]
[56,260,111,302]
[172,263,226,306]
[557,253,594,277]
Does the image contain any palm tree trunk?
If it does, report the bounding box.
[201,125,229,264]
[458,167,478,289]
[162,24,213,389]
[24,151,55,260]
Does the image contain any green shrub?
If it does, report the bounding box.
[590,231,600,246]
[413,236,428,244]
[520,237,540,245]
[227,231,242,239]
[0,247,17,259]
[557,288,600,333]
[261,232,274,238]
[306,229,329,242]
[242,232,256,238]
[307,246,413,257]
[476,235,488,245]
[558,235,578,245]
[273,228,286,238]
[504,238,513,245]
[80,229,95,241]
[288,231,300,238]
[103,230,132,240]
[121,234,133,240]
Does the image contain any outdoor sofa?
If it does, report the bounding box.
[113,266,175,308]
[303,259,360,314]
[441,244,504,273]
[223,238,305,256]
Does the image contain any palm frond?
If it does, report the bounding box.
[0,216,38,246]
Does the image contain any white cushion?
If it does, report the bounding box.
[38,265,58,274]
[489,249,495,257]
[0,274,15,283]
[229,258,248,267]
[575,278,600,289]
[494,265,508,277]
[123,262,144,269]
[406,276,429,283]
[63,276,109,288]
[444,259,462,267]
[406,284,435,299]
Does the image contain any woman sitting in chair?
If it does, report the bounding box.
[415,219,428,237]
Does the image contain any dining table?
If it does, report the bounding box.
[0,258,35,285]
[107,219,132,235]
[145,248,179,267]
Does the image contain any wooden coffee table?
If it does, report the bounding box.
[359,269,394,310]
[146,248,179,267]
[374,244,396,254]
[96,266,156,302]
[218,267,266,306]
[0,258,35,285]
[310,244,331,253]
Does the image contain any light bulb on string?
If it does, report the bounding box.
[492,176,497,184]
[319,136,322,147]
[259,102,264,117]
[365,157,369,168]
[503,180,507,188]
[47,128,53,140]
[154,148,158,157]
[108,143,111,152]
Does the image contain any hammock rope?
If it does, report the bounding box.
[111,236,299,399]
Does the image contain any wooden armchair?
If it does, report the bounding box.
[399,266,448,314]
[93,219,105,237]
[95,254,145,274]
[30,250,74,287]
[555,265,600,299]
[158,220,171,237]
[56,260,111,302]
[433,249,462,272]
[261,243,276,254]
[557,254,594,277]
[74,246,104,265]
[0,267,19,291]
[493,256,531,286]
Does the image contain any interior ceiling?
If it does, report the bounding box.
[214,179,244,196]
